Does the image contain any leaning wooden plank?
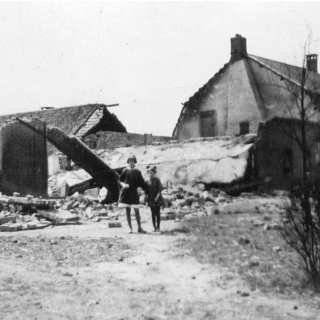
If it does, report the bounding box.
[68,178,97,197]
[35,222,53,229]
[37,209,80,222]
[0,196,56,208]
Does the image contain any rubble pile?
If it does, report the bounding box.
[158,185,228,221]
[158,185,289,223]
[0,184,290,233]
[58,192,124,224]
[0,190,126,233]
[0,193,79,232]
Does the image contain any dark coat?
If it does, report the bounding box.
[119,167,146,204]
[145,177,164,206]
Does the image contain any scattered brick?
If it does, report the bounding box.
[0,225,10,232]
[108,222,122,228]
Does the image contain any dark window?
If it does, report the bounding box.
[283,148,293,175]
[240,121,250,135]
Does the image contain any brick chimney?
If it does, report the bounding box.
[231,34,247,61]
[306,54,318,73]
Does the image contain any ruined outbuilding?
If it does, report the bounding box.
[173,35,320,142]
[0,104,126,157]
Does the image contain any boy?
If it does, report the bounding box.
[145,165,163,232]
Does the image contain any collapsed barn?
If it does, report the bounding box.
[0,104,127,175]
[0,105,172,198]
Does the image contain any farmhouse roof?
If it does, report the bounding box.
[246,54,320,96]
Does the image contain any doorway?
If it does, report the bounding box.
[200,110,216,137]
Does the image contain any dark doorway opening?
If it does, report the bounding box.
[200,110,216,137]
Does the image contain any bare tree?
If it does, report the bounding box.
[258,32,320,291]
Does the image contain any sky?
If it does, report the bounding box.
[1,1,320,136]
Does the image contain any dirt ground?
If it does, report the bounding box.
[1,208,320,320]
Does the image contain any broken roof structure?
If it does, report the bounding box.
[40,134,256,198]
[255,116,320,190]
[173,34,320,142]
[0,104,126,155]
[98,135,256,187]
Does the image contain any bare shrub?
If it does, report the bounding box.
[281,183,320,291]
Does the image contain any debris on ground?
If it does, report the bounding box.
[0,192,78,232]
[0,183,290,233]
[159,185,289,223]
[0,189,127,232]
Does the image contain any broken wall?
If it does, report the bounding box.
[99,136,254,187]
[85,131,172,150]
[175,112,201,142]
[255,118,320,190]
[0,119,48,197]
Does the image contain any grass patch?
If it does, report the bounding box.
[177,213,312,296]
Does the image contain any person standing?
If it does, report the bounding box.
[145,166,163,232]
[118,155,147,234]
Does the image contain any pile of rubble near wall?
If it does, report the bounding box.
[0,191,125,233]
[0,185,290,233]
[0,193,79,232]
[160,186,290,221]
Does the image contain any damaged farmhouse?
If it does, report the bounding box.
[174,34,320,191]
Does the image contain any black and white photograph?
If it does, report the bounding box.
[1,1,320,319]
